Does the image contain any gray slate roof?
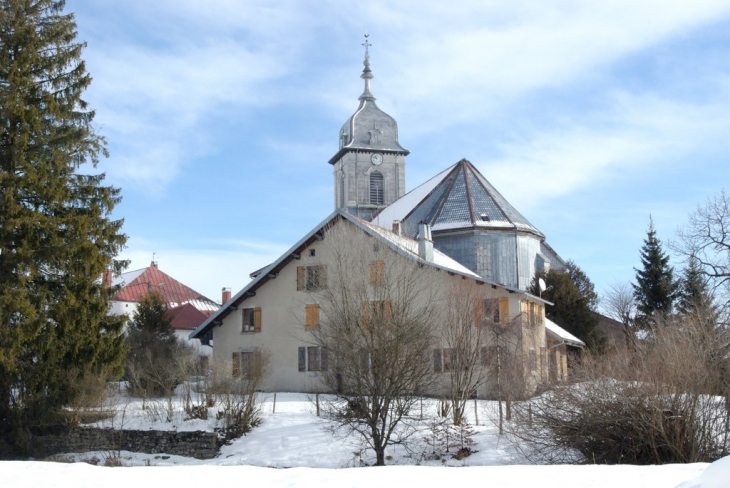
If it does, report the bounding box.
[328,56,408,164]
[373,159,544,238]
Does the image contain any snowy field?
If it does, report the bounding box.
[2,393,727,488]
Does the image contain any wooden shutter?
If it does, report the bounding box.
[433,349,443,373]
[305,304,320,330]
[474,300,484,327]
[298,347,306,372]
[297,266,305,291]
[232,352,241,377]
[253,350,262,377]
[361,301,370,330]
[369,260,385,285]
[384,300,392,320]
[254,307,262,332]
[499,297,509,323]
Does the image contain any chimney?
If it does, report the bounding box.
[102,269,112,289]
[392,220,402,236]
[222,287,231,304]
[417,222,433,262]
[151,260,158,269]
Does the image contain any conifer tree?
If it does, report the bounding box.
[126,290,185,396]
[0,0,126,453]
[632,218,677,327]
[677,257,716,324]
[530,261,601,349]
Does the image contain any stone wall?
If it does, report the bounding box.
[33,428,222,460]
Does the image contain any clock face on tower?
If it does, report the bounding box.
[371,153,383,165]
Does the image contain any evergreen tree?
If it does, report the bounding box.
[530,262,601,349]
[632,218,678,327]
[677,257,716,324]
[0,0,126,453]
[126,290,184,396]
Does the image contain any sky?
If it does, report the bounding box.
[65,0,730,305]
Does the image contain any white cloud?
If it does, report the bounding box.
[481,84,730,210]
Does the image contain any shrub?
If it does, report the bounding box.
[508,315,730,464]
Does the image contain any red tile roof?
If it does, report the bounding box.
[166,303,215,331]
[113,263,219,314]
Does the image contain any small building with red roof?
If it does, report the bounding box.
[105,261,222,357]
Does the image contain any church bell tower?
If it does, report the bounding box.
[328,35,409,221]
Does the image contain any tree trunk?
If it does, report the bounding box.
[375,447,386,466]
[498,399,503,435]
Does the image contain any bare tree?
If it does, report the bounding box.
[483,308,524,435]
[674,190,730,309]
[311,221,438,466]
[602,281,636,328]
[507,312,730,464]
[439,281,490,426]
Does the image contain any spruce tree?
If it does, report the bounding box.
[530,262,601,349]
[677,257,716,324]
[0,0,126,453]
[126,291,184,396]
[632,218,677,327]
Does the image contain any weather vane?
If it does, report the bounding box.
[362,33,371,60]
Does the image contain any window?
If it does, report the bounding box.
[523,302,543,326]
[305,303,320,330]
[232,351,260,378]
[297,265,327,291]
[309,248,316,257]
[242,307,261,333]
[369,171,384,205]
[362,300,392,329]
[369,260,385,286]
[433,348,469,372]
[474,298,500,326]
[298,346,327,372]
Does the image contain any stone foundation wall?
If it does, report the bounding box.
[33,428,221,460]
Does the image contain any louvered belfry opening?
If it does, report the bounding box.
[370,171,384,205]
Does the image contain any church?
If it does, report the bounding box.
[190,44,583,394]
[331,43,566,291]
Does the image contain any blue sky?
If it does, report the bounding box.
[67,0,730,306]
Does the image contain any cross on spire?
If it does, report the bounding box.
[362,33,371,60]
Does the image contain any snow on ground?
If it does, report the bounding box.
[1,392,725,487]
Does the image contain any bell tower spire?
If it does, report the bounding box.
[329,35,409,222]
[360,34,375,101]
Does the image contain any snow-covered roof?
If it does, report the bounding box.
[191,210,514,341]
[357,218,481,279]
[545,318,586,348]
[372,159,543,238]
[112,263,219,314]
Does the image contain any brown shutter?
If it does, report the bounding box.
[254,307,262,332]
[474,300,484,327]
[305,304,320,330]
[384,300,392,320]
[298,347,306,372]
[253,350,262,377]
[433,349,443,373]
[499,297,509,323]
[297,266,305,291]
[361,301,370,330]
[232,352,241,377]
[370,260,385,285]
